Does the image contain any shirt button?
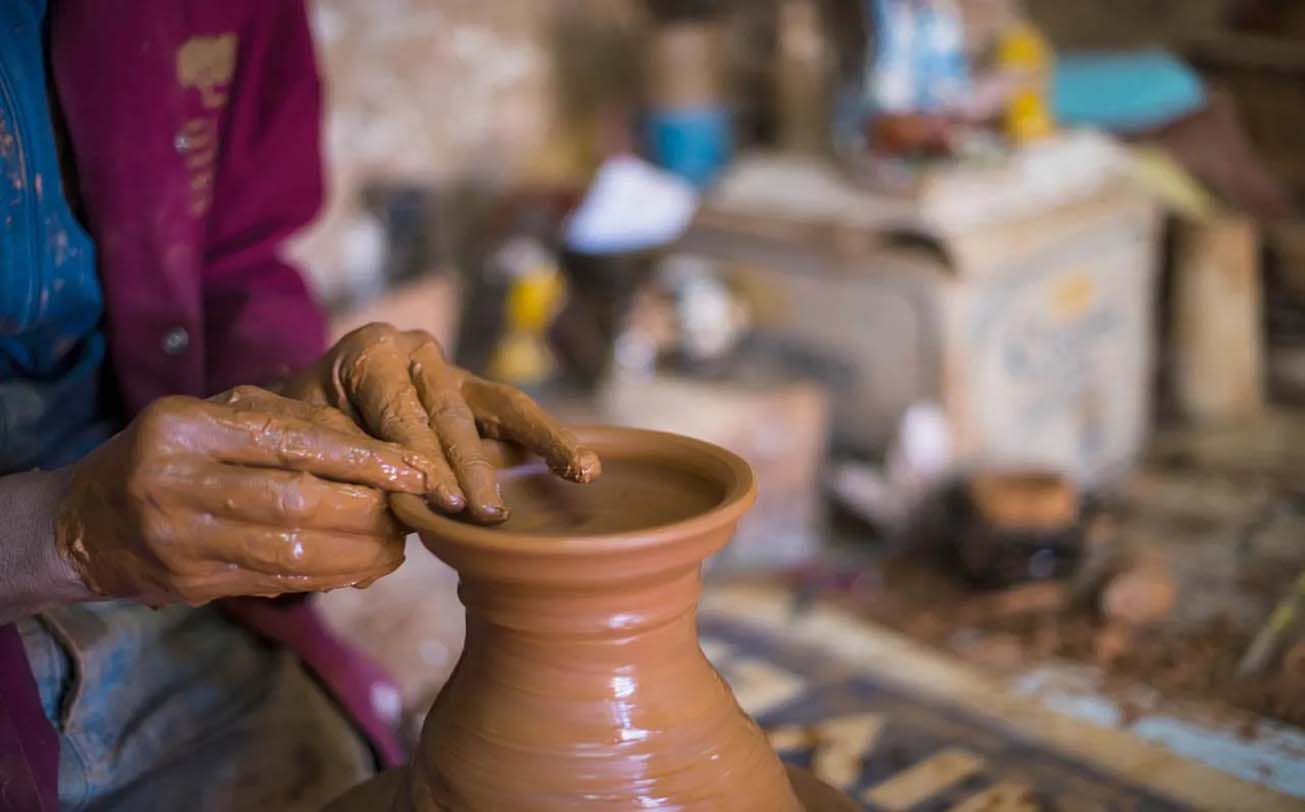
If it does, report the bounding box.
[174,132,191,153]
[161,327,190,355]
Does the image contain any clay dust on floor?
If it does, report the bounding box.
[814,421,1305,731]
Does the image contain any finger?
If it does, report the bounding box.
[169,398,439,495]
[171,560,400,604]
[461,376,601,483]
[273,357,343,413]
[337,334,465,512]
[163,462,400,536]
[186,517,405,581]
[212,385,367,437]
[410,342,507,523]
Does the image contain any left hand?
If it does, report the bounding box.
[281,323,600,523]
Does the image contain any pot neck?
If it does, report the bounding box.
[457,564,704,640]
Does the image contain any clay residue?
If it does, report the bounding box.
[491,458,722,536]
[55,385,435,606]
[281,323,601,525]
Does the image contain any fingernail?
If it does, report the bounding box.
[435,484,466,511]
[574,447,602,483]
[478,502,509,523]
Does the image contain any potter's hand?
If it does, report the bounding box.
[281,323,600,523]
[55,386,442,606]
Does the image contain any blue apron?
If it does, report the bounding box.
[0,0,113,471]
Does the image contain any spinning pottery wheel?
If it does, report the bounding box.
[327,427,858,811]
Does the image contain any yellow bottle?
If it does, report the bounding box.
[488,263,568,387]
[999,20,1055,144]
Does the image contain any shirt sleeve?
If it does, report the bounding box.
[202,0,328,392]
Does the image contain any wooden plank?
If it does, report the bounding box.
[700,584,1305,812]
[811,714,884,789]
[814,713,885,750]
[726,658,806,717]
[949,782,1039,812]
[862,747,984,809]
[767,725,812,752]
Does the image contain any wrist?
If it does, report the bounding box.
[0,467,95,623]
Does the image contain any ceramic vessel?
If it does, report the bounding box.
[329,427,855,811]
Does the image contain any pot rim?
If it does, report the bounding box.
[390,425,756,556]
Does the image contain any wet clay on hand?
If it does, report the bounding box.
[280,323,600,524]
[55,386,443,606]
[331,427,817,811]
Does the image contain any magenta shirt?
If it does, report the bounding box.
[50,0,328,411]
[1,3,405,808]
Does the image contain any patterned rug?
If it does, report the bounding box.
[698,585,1301,812]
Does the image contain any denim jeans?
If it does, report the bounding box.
[18,601,373,811]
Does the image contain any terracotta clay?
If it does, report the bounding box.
[282,323,601,523]
[329,427,856,811]
[330,764,859,812]
[55,385,435,606]
[55,324,601,607]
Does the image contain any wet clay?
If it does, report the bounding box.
[330,764,860,812]
[330,427,855,811]
[282,322,601,524]
[55,385,433,607]
[55,323,601,606]
[491,460,722,536]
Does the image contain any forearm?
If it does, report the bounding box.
[0,467,93,624]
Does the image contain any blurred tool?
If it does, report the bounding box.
[645,20,731,186]
[1121,146,1217,220]
[452,190,575,379]
[1170,215,1265,424]
[829,402,953,532]
[555,249,657,391]
[612,255,751,378]
[554,156,700,389]
[487,238,568,388]
[658,255,751,370]
[776,0,834,155]
[996,16,1055,143]
[1238,570,1305,678]
[950,468,1083,588]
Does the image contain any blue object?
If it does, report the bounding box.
[1054,50,1205,133]
[644,106,732,188]
[864,0,971,114]
[0,0,114,471]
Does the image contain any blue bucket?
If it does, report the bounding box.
[644,106,732,188]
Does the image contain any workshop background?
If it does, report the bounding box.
[295,1,1305,808]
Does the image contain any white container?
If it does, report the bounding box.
[681,152,1161,485]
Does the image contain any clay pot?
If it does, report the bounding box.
[328,427,854,811]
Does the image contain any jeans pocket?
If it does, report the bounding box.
[35,601,203,801]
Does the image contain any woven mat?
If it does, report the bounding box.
[699,584,1302,812]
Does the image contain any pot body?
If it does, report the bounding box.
[404,568,800,810]
[399,428,801,811]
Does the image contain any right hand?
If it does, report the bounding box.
[54,385,445,606]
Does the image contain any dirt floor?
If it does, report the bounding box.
[825,558,1304,729]
[806,410,1305,730]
